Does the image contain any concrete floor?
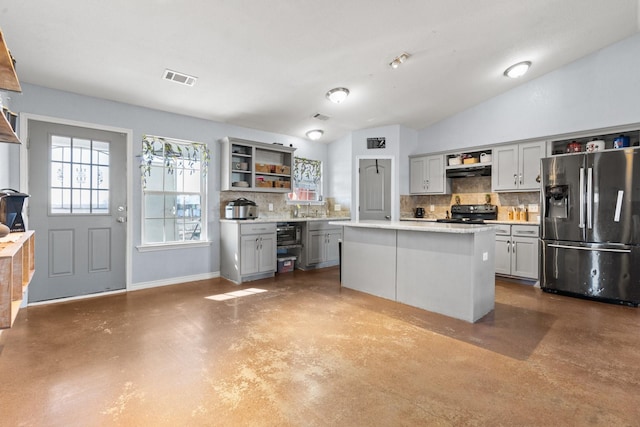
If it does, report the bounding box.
[1,268,639,426]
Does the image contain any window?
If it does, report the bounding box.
[50,135,110,214]
[290,157,322,202]
[140,135,209,245]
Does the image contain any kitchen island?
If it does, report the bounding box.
[331,220,496,323]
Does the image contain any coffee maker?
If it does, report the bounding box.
[0,189,30,232]
[415,207,425,218]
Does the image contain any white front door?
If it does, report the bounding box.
[359,158,391,221]
[27,120,127,302]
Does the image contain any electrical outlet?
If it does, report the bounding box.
[429,204,435,212]
[334,204,341,212]
[482,252,488,261]
[268,203,273,211]
[528,204,539,213]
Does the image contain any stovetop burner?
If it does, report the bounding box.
[438,204,497,224]
[436,218,487,224]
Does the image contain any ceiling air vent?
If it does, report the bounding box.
[162,69,197,86]
[312,113,330,121]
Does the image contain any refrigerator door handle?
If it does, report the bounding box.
[614,190,624,222]
[587,167,593,229]
[548,243,632,254]
[579,167,585,229]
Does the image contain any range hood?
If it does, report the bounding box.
[445,164,492,178]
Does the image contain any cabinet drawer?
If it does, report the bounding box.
[512,225,539,238]
[240,222,276,235]
[494,224,511,235]
[308,221,343,232]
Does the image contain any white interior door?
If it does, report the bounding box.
[359,158,391,221]
[27,120,127,302]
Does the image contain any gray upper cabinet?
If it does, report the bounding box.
[409,154,450,194]
[220,137,296,193]
[492,141,545,192]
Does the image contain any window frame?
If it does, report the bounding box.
[138,135,210,250]
[287,156,324,205]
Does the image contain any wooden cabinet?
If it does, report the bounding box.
[0,28,21,144]
[1,231,35,328]
[494,224,539,280]
[299,220,342,269]
[409,154,450,194]
[492,141,545,191]
[220,222,276,283]
[220,137,295,193]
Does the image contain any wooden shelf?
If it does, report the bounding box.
[0,29,21,92]
[0,231,35,329]
[0,112,19,144]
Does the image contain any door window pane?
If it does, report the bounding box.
[49,136,111,214]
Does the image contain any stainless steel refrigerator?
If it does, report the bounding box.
[541,147,640,306]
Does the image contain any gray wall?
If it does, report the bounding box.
[6,83,327,284]
[418,33,640,152]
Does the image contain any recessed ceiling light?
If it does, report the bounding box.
[389,52,411,69]
[504,61,531,78]
[326,87,350,104]
[306,129,324,140]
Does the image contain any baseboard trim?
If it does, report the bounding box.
[27,272,222,306]
[129,271,221,292]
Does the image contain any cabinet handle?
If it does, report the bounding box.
[426,179,429,189]
[507,240,511,252]
[519,173,523,185]
[513,174,517,186]
[512,241,516,253]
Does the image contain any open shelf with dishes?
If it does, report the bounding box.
[221,137,296,192]
[549,129,640,155]
[445,149,492,169]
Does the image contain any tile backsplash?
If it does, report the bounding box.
[219,192,351,219]
[401,176,540,222]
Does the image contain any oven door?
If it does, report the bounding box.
[277,225,300,246]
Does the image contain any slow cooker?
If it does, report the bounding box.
[225,197,258,219]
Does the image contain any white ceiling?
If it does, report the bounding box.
[1,1,639,143]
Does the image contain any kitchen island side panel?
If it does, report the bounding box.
[342,227,397,300]
[396,229,495,322]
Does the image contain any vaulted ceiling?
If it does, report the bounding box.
[1,0,638,142]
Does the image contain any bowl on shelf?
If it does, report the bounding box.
[233,162,249,171]
[232,181,249,187]
[448,156,462,166]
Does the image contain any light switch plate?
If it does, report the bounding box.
[528,204,539,213]
[268,203,273,211]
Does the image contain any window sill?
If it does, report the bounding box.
[136,240,211,252]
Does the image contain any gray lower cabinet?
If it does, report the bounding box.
[494,224,539,280]
[299,221,342,269]
[221,222,277,283]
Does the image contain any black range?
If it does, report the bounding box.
[436,204,497,224]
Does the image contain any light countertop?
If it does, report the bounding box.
[400,217,539,226]
[329,220,495,234]
[220,217,349,224]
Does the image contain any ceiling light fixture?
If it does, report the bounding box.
[389,52,411,69]
[306,129,324,140]
[326,87,350,104]
[503,61,531,78]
